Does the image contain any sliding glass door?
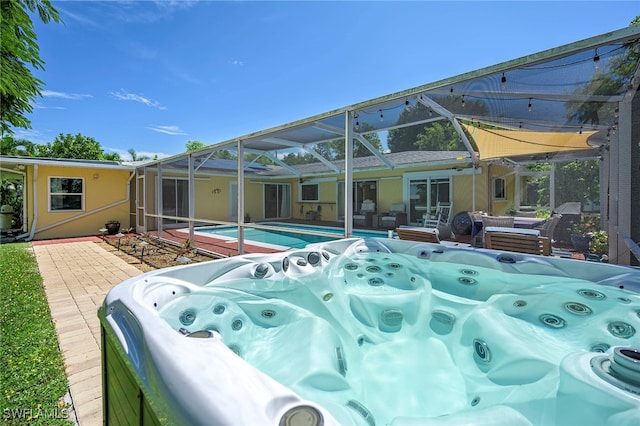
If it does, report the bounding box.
[264,183,291,219]
[161,177,189,225]
[337,180,378,220]
[407,175,451,225]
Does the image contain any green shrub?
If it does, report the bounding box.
[589,230,609,255]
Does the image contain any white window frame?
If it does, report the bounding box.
[493,177,506,200]
[48,176,85,212]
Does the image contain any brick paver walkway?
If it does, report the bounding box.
[33,239,142,426]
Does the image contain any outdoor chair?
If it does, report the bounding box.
[535,214,562,242]
[423,202,453,240]
[481,215,515,245]
[485,231,551,256]
[380,203,407,229]
[468,210,486,247]
[395,227,440,244]
[353,199,376,227]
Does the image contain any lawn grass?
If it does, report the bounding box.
[0,243,73,425]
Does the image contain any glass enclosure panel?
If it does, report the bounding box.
[162,178,189,225]
[337,182,345,221]
[408,177,450,223]
[430,178,450,212]
[137,177,144,228]
[409,180,427,223]
[354,180,377,212]
[519,174,550,208]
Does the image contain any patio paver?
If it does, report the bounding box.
[33,239,142,426]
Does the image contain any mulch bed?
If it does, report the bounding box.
[98,234,220,272]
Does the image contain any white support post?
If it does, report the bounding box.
[237,140,245,255]
[610,99,632,265]
[344,111,354,237]
[188,154,195,243]
[157,161,163,240]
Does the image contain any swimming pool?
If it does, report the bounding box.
[100,237,640,425]
[192,222,389,249]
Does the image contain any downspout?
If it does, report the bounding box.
[25,164,38,241]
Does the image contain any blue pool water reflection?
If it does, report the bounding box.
[195,222,388,248]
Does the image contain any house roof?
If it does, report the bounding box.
[287,150,472,176]
[0,155,135,171]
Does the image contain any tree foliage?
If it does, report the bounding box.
[280,123,383,166]
[1,136,43,156]
[323,123,383,160]
[0,0,60,135]
[415,122,464,151]
[185,140,206,152]
[387,100,478,152]
[566,16,640,125]
[1,133,123,161]
[555,159,600,207]
[39,133,105,160]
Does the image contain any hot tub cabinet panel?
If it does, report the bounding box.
[100,308,165,426]
[100,238,640,426]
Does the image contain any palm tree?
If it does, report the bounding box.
[128,148,151,162]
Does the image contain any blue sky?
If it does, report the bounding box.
[20,1,639,160]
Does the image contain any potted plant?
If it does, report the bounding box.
[105,220,121,235]
[569,215,600,254]
[589,230,609,262]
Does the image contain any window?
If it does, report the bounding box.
[493,177,506,200]
[300,183,319,202]
[49,177,84,211]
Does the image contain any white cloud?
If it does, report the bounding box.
[153,0,197,10]
[147,125,187,136]
[42,90,92,100]
[34,104,66,110]
[11,129,48,145]
[110,90,167,110]
[230,59,245,66]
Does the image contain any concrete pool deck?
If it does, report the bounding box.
[33,237,143,426]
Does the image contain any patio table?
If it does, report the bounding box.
[471,216,546,238]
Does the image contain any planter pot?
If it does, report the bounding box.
[105,223,121,235]
[570,234,591,253]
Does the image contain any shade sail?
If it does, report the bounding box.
[461,123,598,160]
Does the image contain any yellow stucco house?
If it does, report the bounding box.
[0,156,135,240]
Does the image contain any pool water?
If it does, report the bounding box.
[102,238,640,425]
[194,222,388,249]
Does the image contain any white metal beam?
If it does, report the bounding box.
[344,111,353,237]
[237,140,245,255]
[262,137,339,172]
[417,95,479,162]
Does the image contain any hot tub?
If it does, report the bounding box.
[99,238,640,425]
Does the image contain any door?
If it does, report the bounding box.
[229,181,238,221]
[136,175,145,233]
[264,183,290,219]
[161,178,188,226]
[407,175,451,225]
